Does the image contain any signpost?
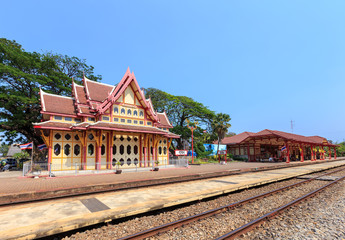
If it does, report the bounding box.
[217,150,227,164]
[175,150,188,156]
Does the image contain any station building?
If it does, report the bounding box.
[33,68,179,171]
[222,129,338,162]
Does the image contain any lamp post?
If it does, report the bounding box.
[186,120,198,164]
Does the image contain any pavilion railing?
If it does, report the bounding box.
[22,158,189,177]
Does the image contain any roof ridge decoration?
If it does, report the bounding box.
[39,88,46,112]
[95,68,159,122]
[40,89,75,100]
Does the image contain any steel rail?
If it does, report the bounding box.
[216,174,345,240]
[118,167,345,240]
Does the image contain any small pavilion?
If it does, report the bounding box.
[221,129,338,163]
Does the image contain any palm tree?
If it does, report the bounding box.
[211,113,231,154]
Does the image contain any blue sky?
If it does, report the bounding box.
[1,0,345,142]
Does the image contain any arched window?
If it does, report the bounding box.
[139,111,144,117]
[133,110,138,116]
[114,106,119,114]
[113,145,116,154]
[158,147,162,155]
[120,145,124,155]
[88,134,94,140]
[127,158,131,165]
[88,144,94,156]
[127,109,132,116]
[74,144,80,156]
[163,147,167,155]
[121,108,125,115]
[134,158,138,165]
[64,144,71,156]
[54,144,61,156]
[54,133,61,140]
[127,145,131,154]
[134,145,138,155]
[119,158,124,166]
[101,144,106,155]
[65,134,71,140]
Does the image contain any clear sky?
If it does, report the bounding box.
[1,0,345,142]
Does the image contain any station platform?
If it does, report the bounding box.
[0,159,344,239]
[0,158,343,205]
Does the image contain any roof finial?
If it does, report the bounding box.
[126,66,130,74]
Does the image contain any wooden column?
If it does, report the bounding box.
[109,132,113,169]
[40,129,53,171]
[79,131,87,170]
[300,144,304,162]
[328,146,331,160]
[334,147,337,159]
[247,143,250,162]
[285,143,289,163]
[139,134,142,167]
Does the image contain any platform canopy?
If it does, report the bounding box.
[220,129,338,162]
[222,129,337,148]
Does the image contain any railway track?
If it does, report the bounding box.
[116,167,345,240]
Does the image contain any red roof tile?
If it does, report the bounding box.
[41,91,77,116]
[33,121,74,129]
[85,79,114,102]
[75,85,88,104]
[157,112,172,128]
[221,129,335,146]
[88,122,169,134]
[220,132,255,145]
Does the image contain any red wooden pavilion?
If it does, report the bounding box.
[221,129,338,163]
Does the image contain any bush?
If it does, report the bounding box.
[194,142,212,158]
[232,156,248,161]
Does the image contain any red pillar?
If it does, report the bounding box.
[144,147,147,167]
[300,144,304,162]
[286,143,290,163]
[311,146,314,161]
[329,146,331,160]
[334,147,337,159]
[247,143,250,162]
[253,144,256,162]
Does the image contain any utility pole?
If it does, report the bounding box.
[290,120,295,133]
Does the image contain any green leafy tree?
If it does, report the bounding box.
[336,142,345,157]
[0,143,9,157]
[211,113,232,153]
[145,88,216,149]
[0,38,101,144]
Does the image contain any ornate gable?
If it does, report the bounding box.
[96,68,159,123]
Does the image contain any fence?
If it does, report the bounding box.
[23,158,189,177]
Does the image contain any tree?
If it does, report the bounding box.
[0,38,101,144]
[225,131,236,137]
[336,142,345,157]
[211,113,232,154]
[145,88,216,149]
[0,143,9,157]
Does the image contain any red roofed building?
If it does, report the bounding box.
[34,68,179,171]
[220,129,337,163]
